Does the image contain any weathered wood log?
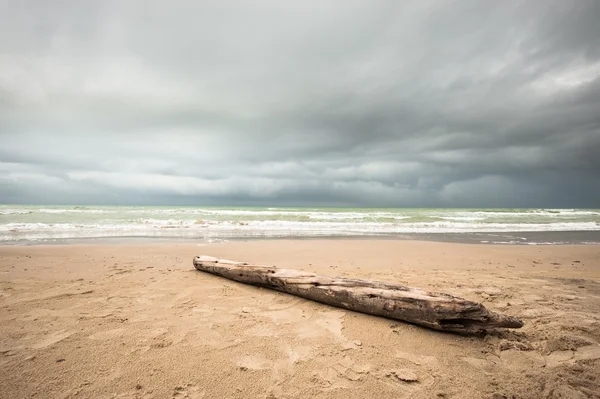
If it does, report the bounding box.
[193,256,523,333]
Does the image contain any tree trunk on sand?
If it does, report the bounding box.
[193,256,523,334]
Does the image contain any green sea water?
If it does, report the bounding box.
[1,205,599,243]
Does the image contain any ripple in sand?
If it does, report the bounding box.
[88,328,125,341]
[31,330,75,349]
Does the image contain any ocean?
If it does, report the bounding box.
[1,205,600,245]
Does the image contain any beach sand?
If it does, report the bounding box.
[1,239,599,399]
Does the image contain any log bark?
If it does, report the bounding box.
[193,256,523,334]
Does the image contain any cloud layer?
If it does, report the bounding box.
[1,0,600,207]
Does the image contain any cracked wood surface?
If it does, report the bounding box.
[193,256,524,333]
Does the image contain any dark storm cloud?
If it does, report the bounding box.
[1,0,600,207]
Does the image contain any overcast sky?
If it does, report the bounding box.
[1,1,599,207]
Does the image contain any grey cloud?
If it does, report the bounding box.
[1,0,600,207]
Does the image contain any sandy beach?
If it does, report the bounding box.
[1,239,599,399]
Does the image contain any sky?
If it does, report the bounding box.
[1,0,600,208]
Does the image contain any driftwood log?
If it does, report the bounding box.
[193,256,523,334]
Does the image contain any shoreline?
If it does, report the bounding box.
[2,230,600,246]
[3,206,599,247]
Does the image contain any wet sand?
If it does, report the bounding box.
[1,240,599,398]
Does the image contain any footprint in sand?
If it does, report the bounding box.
[331,356,371,382]
[295,310,346,341]
[271,344,315,383]
[172,384,205,399]
[545,350,575,368]
[460,355,502,374]
[311,355,372,390]
[283,345,313,364]
[250,308,349,343]
[572,344,600,361]
[499,349,546,372]
[145,327,175,350]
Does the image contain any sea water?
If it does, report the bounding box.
[1,205,599,244]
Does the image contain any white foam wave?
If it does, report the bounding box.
[446,210,600,218]
[1,220,599,241]
[38,208,109,214]
[0,209,33,215]
[436,216,487,221]
[3,207,599,220]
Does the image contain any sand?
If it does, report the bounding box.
[1,239,599,399]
